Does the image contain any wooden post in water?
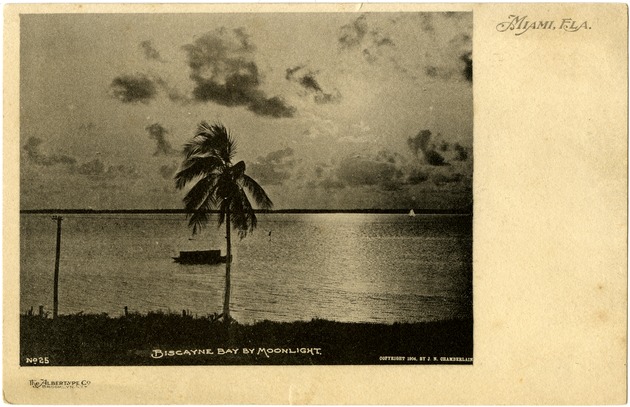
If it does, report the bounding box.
[52,216,63,319]
[223,206,232,325]
[124,306,128,317]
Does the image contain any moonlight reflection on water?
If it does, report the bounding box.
[20,213,472,324]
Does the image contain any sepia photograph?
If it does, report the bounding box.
[5,2,627,404]
[19,11,473,366]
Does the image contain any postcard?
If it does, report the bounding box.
[4,3,626,404]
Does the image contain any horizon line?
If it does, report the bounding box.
[20,207,472,215]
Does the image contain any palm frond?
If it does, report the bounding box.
[195,121,212,135]
[229,186,256,239]
[182,137,207,160]
[177,121,271,238]
[188,210,209,235]
[183,122,221,159]
[186,177,220,235]
[192,122,237,163]
[183,174,218,211]
[240,174,273,210]
[226,137,237,163]
[230,160,246,179]
[174,156,222,190]
[214,174,239,228]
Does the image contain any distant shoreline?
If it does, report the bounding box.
[20,207,472,215]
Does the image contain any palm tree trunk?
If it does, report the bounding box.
[223,207,231,323]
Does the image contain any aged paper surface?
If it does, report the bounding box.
[4,3,627,404]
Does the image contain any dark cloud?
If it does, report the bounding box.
[337,156,403,188]
[285,66,341,104]
[407,130,432,157]
[248,96,296,118]
[374,34,395,47]
[188,62,259,106]
[314,91,341,104]
[159,163,178,180]
[390,57,418,80]
[248,147,296,185]
[407,130,470,168]
[424,65,453,80]
[183,28,295,118]
[380,180,405,191]
[139,40,164,62]
[76,159,105,176]
[428,139,469,162]
[423,31,472,83]
[108,164,139,178]
[425,150,447,166]
[151,77,192,104]
[449,33,472,48]
[164,87,190,104]
[376,149,405,165]
[453,143,469,161]
[145,123,177,156]
[285,65,304,80]
[319,178,346,190]
[407,130,448,166]
[75,159,138,179]
[407,168,429,184]
[110,73,158,103]
[425,66,438,78]
[265,147,294,163]
[444,11,462,19]
[362,49,377,64]
[461,52,472,82]
[110,74,191,105]
[79,122,96,132]
[231,27,255,52]
[23,137,77,166]
[338,15,368,48]
[305,146,468,195]
[420,13,435,33]
[305,178,342,191]
[299,73,323,93]
[22,137,142,182]
[163,89,191,104]
[424,54,472,82]
[432,171,463,186]
[338,15,395,64]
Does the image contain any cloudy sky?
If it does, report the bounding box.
[20,12,472,210]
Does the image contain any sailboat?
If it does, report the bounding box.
[408,209,416,217]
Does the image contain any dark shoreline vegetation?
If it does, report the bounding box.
[21,312,473,365]
[20,207,473,215]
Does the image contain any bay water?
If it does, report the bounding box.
[20,213,472,324]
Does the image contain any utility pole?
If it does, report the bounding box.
[51,216,63,319]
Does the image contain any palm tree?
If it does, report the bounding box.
[174,122,273,324]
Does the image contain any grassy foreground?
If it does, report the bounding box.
[20,312,473,365]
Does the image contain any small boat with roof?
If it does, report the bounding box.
[173,249,227,265]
